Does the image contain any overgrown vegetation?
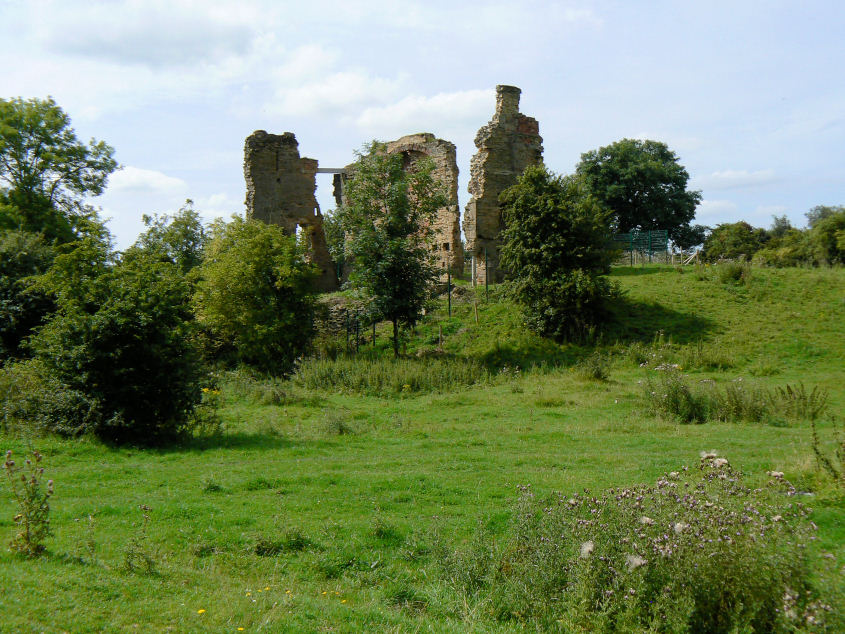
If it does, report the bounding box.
[339,141,446,357]
[293,354,491,396]
[3,449,52,557]
[499,165,619,341]
[643,370,830,426]
[703,207,845,266]
[443,456,832,631]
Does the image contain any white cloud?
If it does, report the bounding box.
[691,169,778,190]
[37,0,256,68]
[193,192,242,220]
[695,199,738,224]
[268,71,407,118]
[108,166,187,193]
[356,89,495,139]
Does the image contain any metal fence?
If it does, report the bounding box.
[611,230,669,265]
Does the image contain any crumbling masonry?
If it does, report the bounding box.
[243,85,541,290]
[463,85,543,283]
[243,130,339,291]
[383,133,464,273]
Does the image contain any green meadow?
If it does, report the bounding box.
[1,264,843,632]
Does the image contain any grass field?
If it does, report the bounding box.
[1,265,843,632]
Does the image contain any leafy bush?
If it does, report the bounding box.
[0,231,55,359]
[575,352,610,381]
[703,221,769,261]
[715,261,752,284]
[499,166,618,342]
[293,355,490,396]
[0,360,100,437]
[29,242,205,444]
[444,456,830,631]
[809,209,845,265]
[193,216,316,374]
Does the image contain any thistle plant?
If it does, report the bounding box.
[3,449,53,557]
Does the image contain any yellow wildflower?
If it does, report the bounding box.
[197,609,206,614]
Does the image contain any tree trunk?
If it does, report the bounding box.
[392,318,399,359]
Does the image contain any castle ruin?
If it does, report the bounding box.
[243,85,541,290]
[243,130,338,292]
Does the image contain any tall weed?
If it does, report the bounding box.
[293,355,490,396]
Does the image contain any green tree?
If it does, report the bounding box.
[0,97,118,243]
[192,216,317,374]
[123,200,207,274]
[29,236,204,444]
[499,166,618,342]
[0,231,55,359]
[809,208,845,264]
[340,142,445,357]
[805,204,843,228]
[576,138,701,242]
[702,221,769,261]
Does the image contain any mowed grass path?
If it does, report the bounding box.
[1,266,843,632]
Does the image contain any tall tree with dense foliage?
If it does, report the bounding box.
[0,97,117,243]
[499,166,618,342]
[703,221,770,261]
[340,142,446,357]
[0,231,55,359]
[192,216,316,374]
[123,200,207,274]
[576,138,701,243]
[27,231,205,444]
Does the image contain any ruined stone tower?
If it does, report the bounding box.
[383,133,464,273]
[463,85,543,283]
[243,130,338,292]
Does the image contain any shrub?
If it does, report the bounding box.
[29,243,205,444]
[702,221,769,261]
[642,369,709,423]
[444,456,829,631]
[0,231,55,360]
[575,352,610,381]
[3,449,53,557]
[193,216,316,374]
[706,378,771,423]
[499,166,618,342]
[715,261,752,285]
[809,209,845,265]
[0,359,100,437]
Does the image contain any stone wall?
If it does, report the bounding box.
[243,130,338,292]
[383,133,464,273]
[463,85,543,283]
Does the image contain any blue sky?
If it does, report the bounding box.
[2,0,843,247]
